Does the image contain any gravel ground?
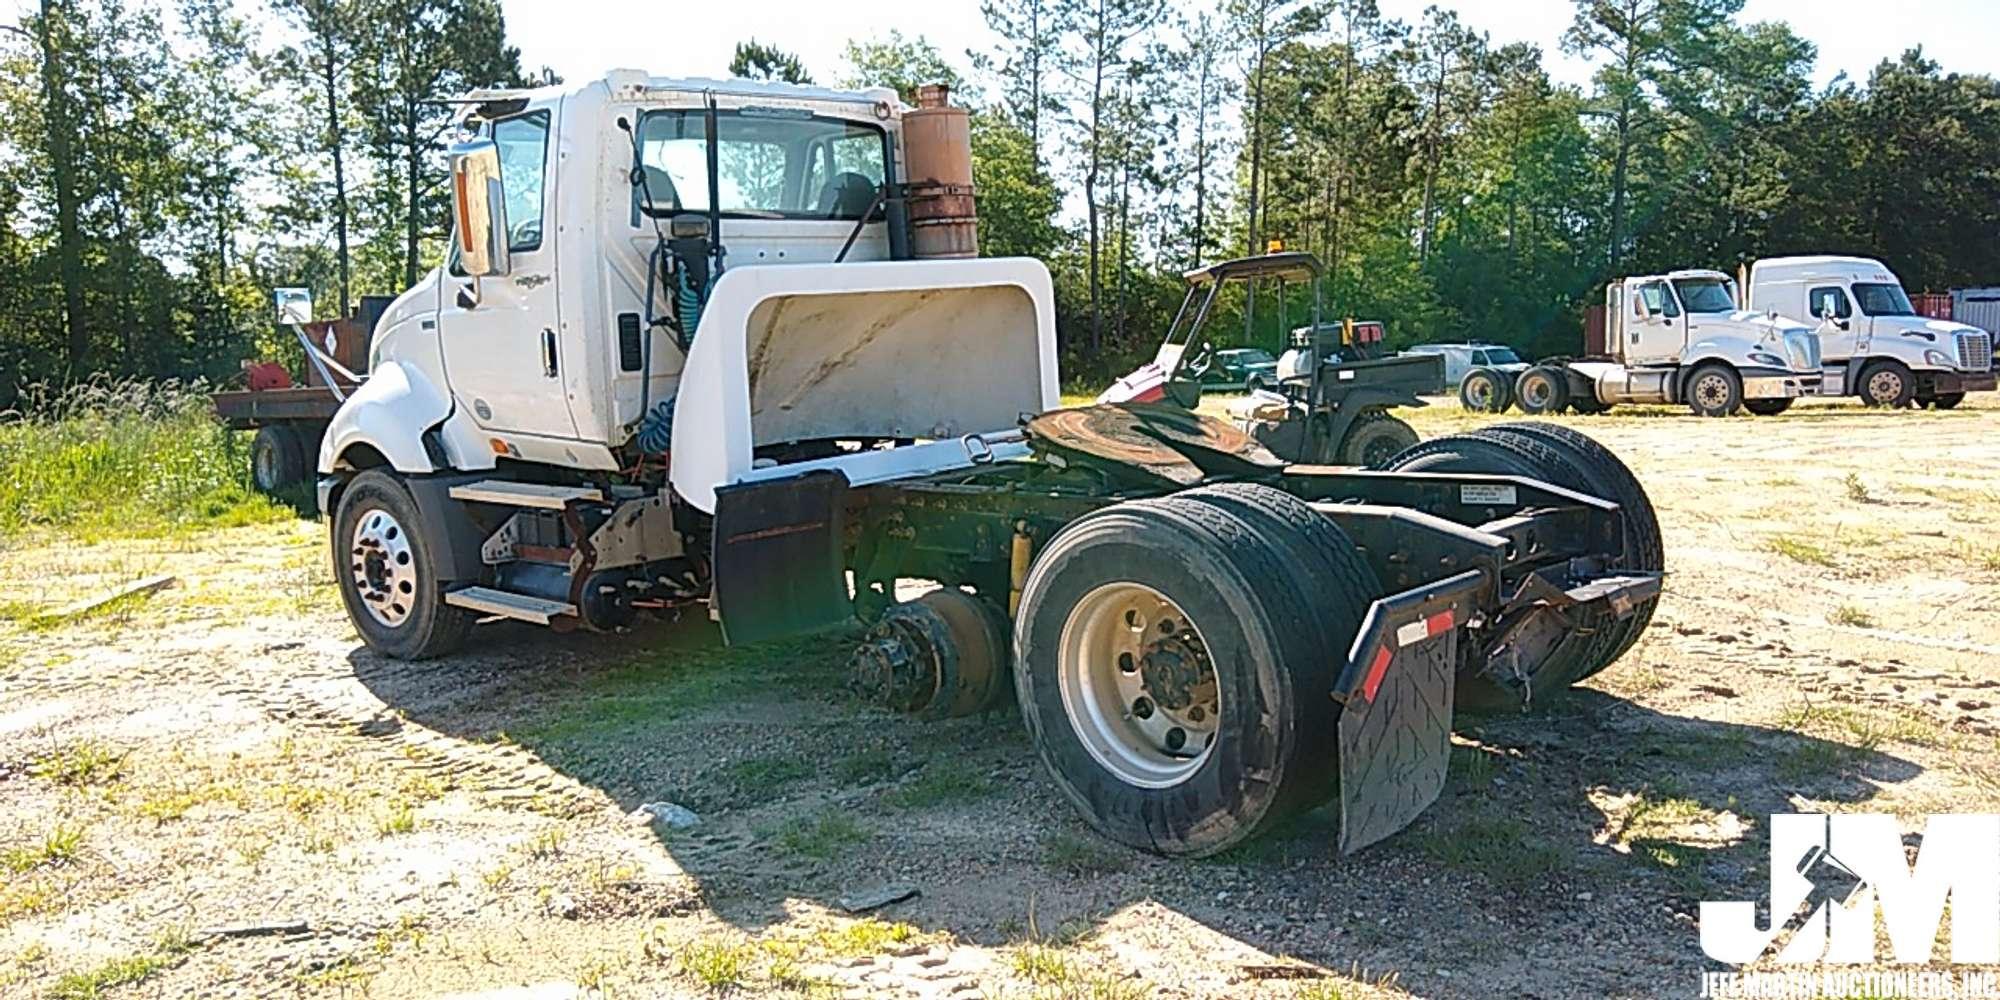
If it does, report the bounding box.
[0,395,1997,998]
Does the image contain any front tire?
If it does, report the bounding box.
[1743,398,1794,416]
[1013,491,1378,856]
[333,470,474,660]
[1684,363,1743,417]
[1858,360,1914,408]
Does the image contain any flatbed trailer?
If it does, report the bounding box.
[211,301,387,494]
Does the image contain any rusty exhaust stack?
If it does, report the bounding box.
[902,84,978,259]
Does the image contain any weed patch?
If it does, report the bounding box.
[886,763,997,809]
[0,380,291,543]
[762,812,869,859]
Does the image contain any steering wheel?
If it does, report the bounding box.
[509,218,541,249]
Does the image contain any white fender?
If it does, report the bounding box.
[318,360,454,474]
[670,257,1059,514]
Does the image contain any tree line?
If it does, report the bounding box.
[2,0,1998,398]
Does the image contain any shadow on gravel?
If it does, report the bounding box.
[350,631,1921,999]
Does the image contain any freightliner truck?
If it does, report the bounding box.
[310,70,1664,857]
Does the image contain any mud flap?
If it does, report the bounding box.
[711,470,852,645]
[1330,568,1484,855]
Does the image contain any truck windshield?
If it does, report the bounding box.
[1671,278,1737,313]
[1853,282,1917,317]
[636,109,889,220]
[1482,347,1523,365]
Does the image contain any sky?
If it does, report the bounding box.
[498,0,2000,92]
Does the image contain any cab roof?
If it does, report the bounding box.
[460,70,900,116]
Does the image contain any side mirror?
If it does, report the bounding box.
[274,287,313,326]
[450,138,511,280]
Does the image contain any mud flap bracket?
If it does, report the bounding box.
[1330,568,1483,855]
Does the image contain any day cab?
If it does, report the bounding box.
[1513,270,1820,418]
[1748,256,1996,408]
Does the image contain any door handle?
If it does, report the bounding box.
[541,329,558,378]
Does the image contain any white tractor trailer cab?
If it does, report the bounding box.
[1747,256,1996,408]
[306,70,1669,860]
[1514,270,1821,417]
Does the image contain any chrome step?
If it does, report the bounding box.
[443,586,576,624]
[449,480,603,509]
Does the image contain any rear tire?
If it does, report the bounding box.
[333,470,474,660]
[1382,424,1662,707]
[1744,398,1794,416]
[1932,392,1966,410]
[1458,367,1512,413]
[1013,492,1376,856]
[1684,363,1742,417]
[1858,360,1914,408]
[1340,413,1420,469]
[1514,366,1570,415]
[251,424,306,495]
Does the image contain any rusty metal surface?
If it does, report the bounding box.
[1023,403,1286,487]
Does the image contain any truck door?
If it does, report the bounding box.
[1807,284,1858,361]
[1626,280,1684,364]
[437,105,580,441]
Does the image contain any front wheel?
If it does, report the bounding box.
[1013,491,1378,856]
[333,470,474,660]
[1684,364,1743,417]
[1744,398,1794,416]
[1858,361,1914,408]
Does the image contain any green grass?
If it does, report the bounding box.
[31,741,124,786]
[47,952,171,999]
[809,917,920,957]
[725,754,815,797]
[1827,604,1875,628]
[1,825,84,873]
[885,763,998,809]
[507,636,843,751]
[1411,816,1566,889]
[675,936,756,989]
[762,812,870,860]
[1765,535,1835,567]
[1040,830,1131,877]
[0,380,291,543]
[833,748,900,786]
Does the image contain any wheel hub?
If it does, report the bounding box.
[1522,379,1551,406]
[1467,380,1492,406]
[1057,582,1221,788]
[349,507,417,628]
[1696,375,1728,407]
[1868,371,1901,404]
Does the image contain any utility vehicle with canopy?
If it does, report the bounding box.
[1100,252,1444,467]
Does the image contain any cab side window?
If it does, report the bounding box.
[1808,286,1851,320]
[492,112,550,253]
[1636,282,1679,318]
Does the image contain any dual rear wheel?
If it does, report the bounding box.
[1014,484,1380,856]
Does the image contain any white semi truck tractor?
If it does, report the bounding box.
[1513,270,1822,417]
[1746,256,1996,408]
[305,69,1663,859]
